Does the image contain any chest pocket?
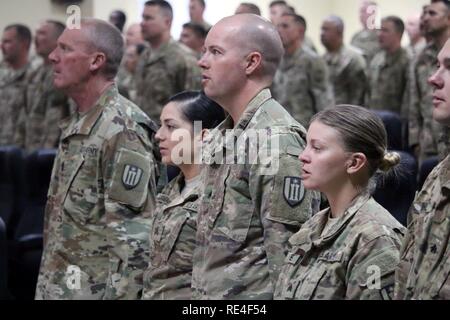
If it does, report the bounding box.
[284,250,344,300]
[62,152,100,224]
[150,203,196,268]
[209,166,253,243]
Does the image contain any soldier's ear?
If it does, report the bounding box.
[89,52,107,73]
[200,128,210,141]
[244,51,262,76]
[346,152,367,174]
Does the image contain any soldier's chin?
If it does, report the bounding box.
[433,108,450,125]
[53,79,66,90]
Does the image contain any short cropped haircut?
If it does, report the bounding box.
[382,16,405,36]
[81,19,125,79]
[182,22,208,39]
[46,20,66,39]
[192,0,206,8]
[269,0,288,8]
[282,13,307,31]
[145,0,173,21]
[239,3,262,15]
[431,0,450,10]
[4,24,32,48]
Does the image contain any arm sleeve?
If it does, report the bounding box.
[101,129,157,300]
[346,234,403,300]
[251,130,321,287]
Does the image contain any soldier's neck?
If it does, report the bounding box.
[221,82,267,125]
[149,33,171,50]
[434,29,450,51]
[327,42,343,54]
[7,54,28,71]
[386,44,401,55]
[285,41,301,56]
[71,79,114,113]
[180,164,200,181]
[325,181,365,219]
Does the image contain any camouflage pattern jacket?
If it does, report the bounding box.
[275,193,405,300]
[14,61,71,151]
[395,155,450,300]
[142,173,200,300]
[272,46,334,127]
[0,62,29,146]
[35,85,158,300]
[133,38,201,121]
[192,88,321,299]
[367,48,410,118]
[323,45,367,105]
[351,29,381,65]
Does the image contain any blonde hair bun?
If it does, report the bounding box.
[379,151,401,172]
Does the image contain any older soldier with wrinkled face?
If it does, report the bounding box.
[35,18,159,300]
[193,14,320,300]
[395,38,450,300]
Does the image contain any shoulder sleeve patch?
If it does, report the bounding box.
[107,148,152,209]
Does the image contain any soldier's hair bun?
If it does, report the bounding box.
[379,151,401,172]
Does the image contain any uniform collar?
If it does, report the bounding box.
[158,173,200,210]
[289,192,371,248]
[61,84,118,140]
[0,61,29,86]
[205,88,272,156]
[441,155,450,191]
[146,38,176,64]
[324,45,345,65]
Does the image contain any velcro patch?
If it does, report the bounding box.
[283,176,305,207]
[108,149,152,209]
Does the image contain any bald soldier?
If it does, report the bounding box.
[193,14,320,299]
[395,38,450,300]
[367,16,410,119]
[409,0,450,163]
[14,20,71,151]
[321,15,367,105]
[35,19,159,300]
[134,0,201,120]
[273,13,333,126]
[351,0,381,65]
[0,24,32,146]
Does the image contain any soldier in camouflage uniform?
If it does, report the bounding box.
[273,13,333,127]
[116,43,147,101]
[275,105,405,300]
[193,14,321,300]
[35,19,159,300]
[394,38,450,300]
[409,0,450,163]
[351,0,381,65]
[134,0,201,121]
[142,91,224,300]
[0,24,32,146]
[367,16,410,118]
[189,0,212,32]
[321,15,367,105]
[268,0,317,53]
[14,20,71,151]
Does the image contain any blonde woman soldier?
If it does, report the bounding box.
[275,105,406,300]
